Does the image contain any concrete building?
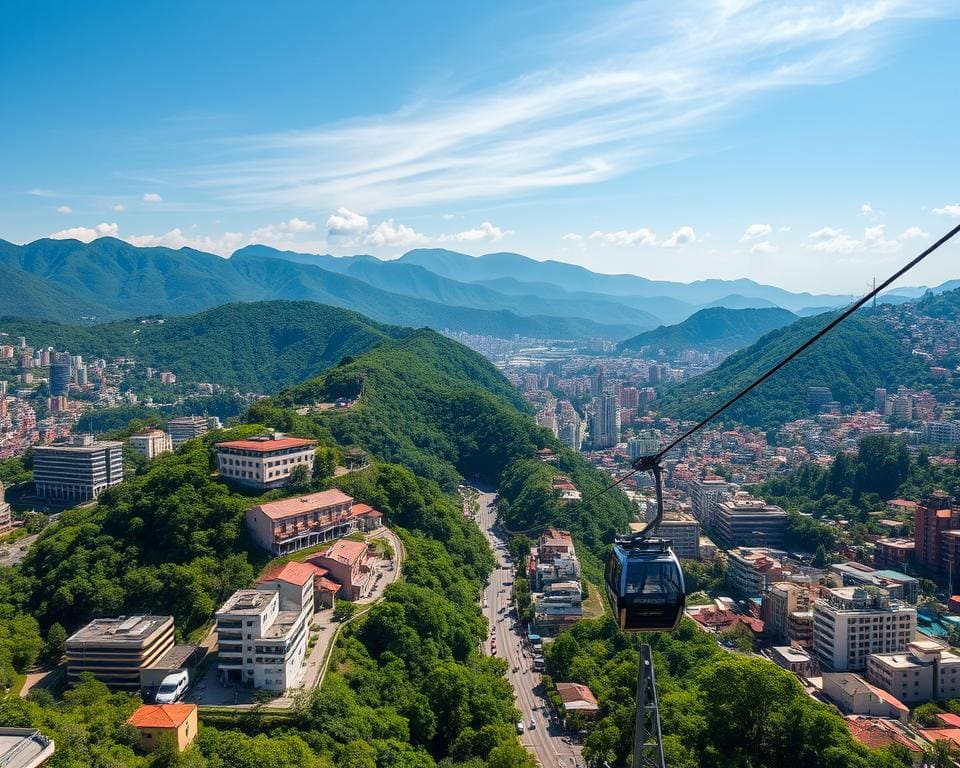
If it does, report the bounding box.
[127,704,198,753]
[649,513,700,560]
[33,435,123,502]
[165,416,209,447]
[215,589,309,691]
[49,353,70,396]
[0,729,55,768]
[255,561,320,620]
[769,645,817,677]
[527,528,581,590]
[535,581,583,615]
[914,493,960,576]
[762,582,812,644]
[873,538,914,572]
[727,548,804,597]
[822,673,909,722]
[712,493,787,548]
[830,562,919,604]
[128,429,173,460]
[691,475,733,528]
[215,434,316,490]
[812,587,917,672]
[923,421,960,445]
[246,489,351,554]
[307,539,374,601]
[66,615,175,690]
[866,640,960,704]
[0,481,12,536]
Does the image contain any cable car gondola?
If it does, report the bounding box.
[605,457,685,633]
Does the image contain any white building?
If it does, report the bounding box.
[33,435,123,502]
[128,429,172,460]
[866,640,960,704]
[812,587,917,672]
[691,476,734,527]
[165,416,209,447]
[215,434,316,490]
[648,514,700,560]
[215,589,309,692]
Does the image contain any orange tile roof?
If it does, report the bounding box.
[315,576,340,593]
[254,489,354,520]
[128,704,196,729]
[846,717,919,752]
[257,560,322,587]
[313,538,368,566]
[919,728,960,747]
[556,682,599,708]
[216,437,316,452]
[938,713,960,728]
[351,503,382,518]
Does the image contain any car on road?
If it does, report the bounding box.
[515,721,524,734]
[529,718,536,730]
[154,670,189,704]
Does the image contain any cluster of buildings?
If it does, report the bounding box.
[525,528,584,633]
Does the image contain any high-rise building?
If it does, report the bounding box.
[691,475,733,528]
[875,387,888,414]
[807,386,833,408]
[712,493,787,548]
[889,395,912,423]
[166,416,209,447]
[628,431,660,460]
[33,435,124,502]
[812,587,916,672]
[49,353,71,396]
[913,492,958,574]
[648,514,700,559]
[762,582,813,645]
[0,481,11,536]
[589,386,620,450]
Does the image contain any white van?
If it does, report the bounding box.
[155,670,189,704]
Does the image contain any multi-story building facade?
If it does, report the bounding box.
[691,475,733,528]
[215,434,316,490]
[33,435,124,502]
[245,489,382,556]
[727,548,788,597]
[0,481,11,536]
[66,615,175,690]
[165,416,209,447]
[812,587,917,672]
[307,539,375,601]
[874,538,915,572]
[762,581,812,644]
[866,640,960,704]
[528,528,581,589]
[215,589,309,691]
[712,493,787,548]
[914,492,960,576]
[49,353,71,396]
[830,562,919,603]
[128,429,173,460]
[649,514,700,560]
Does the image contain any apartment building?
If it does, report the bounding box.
[527,528,581,590]
[535,581,583,616]
[215,589,309,691]
[830,562,919,603]
[215,434,317,490]
[255,561,320,620]
[914,492,959,574]
[812,587,917,672]
[166,416,208,447]
[866,640,960,704]
[873,538,914,571]
[0,481,11,536]
[761,581,812,644]
[691,475,733,528]
[33,435,123,502]
[128,429,172,460]
[712,493,787,548]
[727,548,801,597]
[65,615,175,690]
[649,513,700,560]
[307,539,375,601]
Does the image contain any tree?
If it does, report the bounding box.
[314,447,338,481]
[812,545,828,568]
[332,600,358,622]
[487,741,538,768]
[41,622,67,666]
[289,463,312,491]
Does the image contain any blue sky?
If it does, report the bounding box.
[3,0,959,292]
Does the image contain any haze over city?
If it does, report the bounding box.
[3,1,960,291]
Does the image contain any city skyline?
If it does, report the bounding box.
[3,1,960,292]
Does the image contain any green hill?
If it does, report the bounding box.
[618,306,797,355]
[0,301,407,392]
[656,312,928,429]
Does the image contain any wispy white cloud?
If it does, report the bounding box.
[933,203,960,218]
[898,225,928,240]
[28,188,57,198]
[751,240,779,255]
[808,226,860,253]
[187,1,950,212]
[112,203,126,212]
[863,223,899,252]
[588,228,657,246]
[663,226,696,248]
[860,202,874,216]
[436,221,508,243]
[56,205,72,215]
[740,223,771,241]
[143,192,163,203]
[562,232,583,242]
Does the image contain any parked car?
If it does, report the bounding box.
[516,721,524,734]
[529,717,536,730]
[154,670,189,704]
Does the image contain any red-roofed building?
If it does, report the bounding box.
[918,727,960,749]
[555,682,599,721]
[215,434,316,490]
[127,704,198,752]
[256,561,326,618]
[938,713,960,728]
[246,489,355,555]
[349,503,384,532]
[308,539,375,600]
[845,717,920,753]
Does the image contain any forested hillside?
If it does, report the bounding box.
[656,312,927,429]
[0,301,407,392]
[618,306,796,355]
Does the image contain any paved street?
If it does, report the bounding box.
[476,490,584,768]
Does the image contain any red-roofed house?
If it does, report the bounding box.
[256,561,325,618]
[349,503,384,532]
[845,716,920,753]
[555,682,599,721]
[215,434,316,490]
[127,704,198,752]
[918,727,960,749]
[308,539,374,600]
[246,489,355,555]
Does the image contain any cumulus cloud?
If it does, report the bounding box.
[562,233,583,242]
[933,204,960,218]
[56,205,72,214]
[437,221,508,243]
[898,226,928,240]
[589,228,657,247]
[142,192,163,203]
[249,218,318,244]
[49,222,119,243]
[808,227,859,254]
[662,226,695,248]
[750,241,779,255]
[863,224,899,252]
[127,228,248,254]
[363,220,430,249]
[740,223,771,241]
[326,207,369,236]
[860,202,874,216]
[112,203,126,212]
